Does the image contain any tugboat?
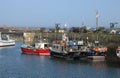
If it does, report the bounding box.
[50,32,90,60]
[0,32,15,47]
[21,32,50,55]
[50,33,77,59]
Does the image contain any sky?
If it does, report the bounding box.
[0,0,120,28]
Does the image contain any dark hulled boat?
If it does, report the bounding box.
[50,41,81,59]
[50,33,90,59]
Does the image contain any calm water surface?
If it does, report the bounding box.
[0,41,120,78]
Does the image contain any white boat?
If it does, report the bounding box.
[0,32,15,47]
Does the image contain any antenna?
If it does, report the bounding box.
[55,23,60,40]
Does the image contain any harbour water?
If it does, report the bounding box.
[0,41,120,78]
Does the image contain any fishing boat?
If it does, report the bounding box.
[87,45,107,61]
[0,32,15,47]
[21,32,50,55]
[86,11,108,61]
[50,33,90,60]
[116,47,120,59]
[21,42,50,55]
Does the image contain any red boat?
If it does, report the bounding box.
[21,42,50,55]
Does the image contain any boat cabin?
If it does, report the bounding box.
[51,44,67,53]
[35,43,49,49]
[51,40,92,53]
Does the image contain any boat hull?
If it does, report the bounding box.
[0,44,15,47]
[0,41,15,47]
[21,47,50,56]
[50,50,80,60]
[87,56,105,61]
[87,52,106,61]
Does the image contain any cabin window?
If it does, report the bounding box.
[53,46,55,48]
[56,46,58,49]
[117,51,120,53]
[2,35,8,40]
[44,44,48,47]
